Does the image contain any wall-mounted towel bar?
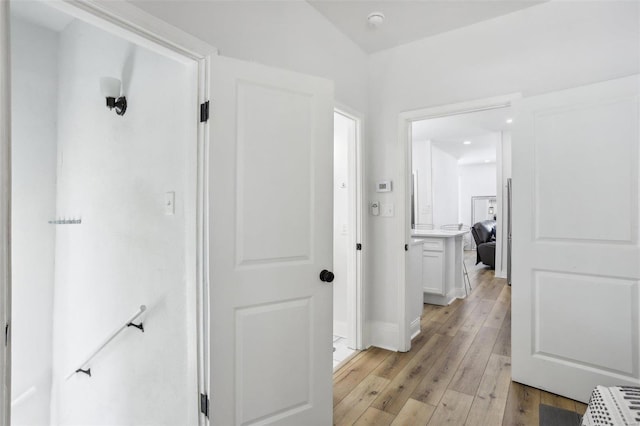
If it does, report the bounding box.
[48,218,81,225]
[66,305,146,380]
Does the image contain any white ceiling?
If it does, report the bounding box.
[412,106,513,165]
[307,0,545,53]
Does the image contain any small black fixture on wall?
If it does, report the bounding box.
[100,77,127,116]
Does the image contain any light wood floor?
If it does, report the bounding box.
[333,253,588,426]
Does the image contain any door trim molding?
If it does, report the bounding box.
[396,93,521,351]
[1,2,217,425]
[0,2,12,424]
[335,104,366,350]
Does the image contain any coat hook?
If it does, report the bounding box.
[127,322,144,332]
[76,368,91,377]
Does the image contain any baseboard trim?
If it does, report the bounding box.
[410,317,420,340]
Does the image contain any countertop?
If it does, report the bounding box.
[411,229,468,238]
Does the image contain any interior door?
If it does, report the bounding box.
[511,75,640,402]
[0,3,11,425]
[208,55,334,425]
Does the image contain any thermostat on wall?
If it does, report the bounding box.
[376,180,392,192]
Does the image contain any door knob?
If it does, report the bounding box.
[319,270,334,283]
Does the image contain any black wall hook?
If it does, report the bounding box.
[127,322,144,332]
[76,368,91,377]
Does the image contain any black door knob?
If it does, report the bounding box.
[319,269,334,283]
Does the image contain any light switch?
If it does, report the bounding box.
[165,191,175,215]
[381,203,394,217]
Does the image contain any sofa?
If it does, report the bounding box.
[471,220,496,269]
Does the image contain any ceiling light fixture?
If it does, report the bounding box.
[506,118,513,124]
[463,140,471,145]
[367,12,385,27]
[484,159,491,163]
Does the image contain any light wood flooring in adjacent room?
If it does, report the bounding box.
[332,252,587,426]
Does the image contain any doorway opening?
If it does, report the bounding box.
[332,108,364,369]
[397,94,520,351]
[6,1,210,424]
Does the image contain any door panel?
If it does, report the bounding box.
[512,75,640,403]
[422,251,444,295]
[209,55,334,425]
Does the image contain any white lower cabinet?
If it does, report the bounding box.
[422,246,445,295]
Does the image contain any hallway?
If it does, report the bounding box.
[332,255,588,425]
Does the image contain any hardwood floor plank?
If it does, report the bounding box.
[426,389,474,426]
[429,298,463,324]
[420,304,443,324]
[483,285,510,329]
[334,375,390,426]
[371,333,453,415]
[449,326,501,396]
[457,299,497,337]
[390,399,435,426]
[373,321,440,380]
[464,354,512,426]
[502,382,540,426]
[410,330,478,406]
[334,350,368,380]
[353,407,396,426]
[575,402,588,415]
[492,306,511,357]
[437,297,481,337]
[334,347,391,406]
[540,390,577,412]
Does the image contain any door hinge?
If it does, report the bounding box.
[200,392,209,418]
[200,101,210,123]
[404,244,408,251]
[356,243,362,251]
[4,323,9,347]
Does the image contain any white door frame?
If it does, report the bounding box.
[0,2,12,424]
[0,1,216,425]
[334,104,366,350]
[396,93,521,351]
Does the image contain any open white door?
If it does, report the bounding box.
[512,75,640,403]
[208,56,334,425]
[0,2,11,425]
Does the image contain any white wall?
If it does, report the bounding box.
[10,17,58,426]
[333,112,352,337]
[129,0,368,114]
[49,20,196,425]
[458,162,497,227]
[430,146,458,229]
[411,139,433,225]
[366,1,639,348]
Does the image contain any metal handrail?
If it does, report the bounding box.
[66,305,146,380]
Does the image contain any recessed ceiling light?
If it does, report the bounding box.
[484,159,491,163]
[367,12,385,27]
[506,118,513,124]
[463,140,471,145]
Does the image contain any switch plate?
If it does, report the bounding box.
[381,203,394,217]
[165,191,175,215]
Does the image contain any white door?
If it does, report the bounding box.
[208,56,334,425]
[511,75,640,403]
[0,3,11,425]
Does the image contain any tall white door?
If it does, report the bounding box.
[208,56,334,425]
[511,75,640,403]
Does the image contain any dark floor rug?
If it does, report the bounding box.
[539,404,583,426]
